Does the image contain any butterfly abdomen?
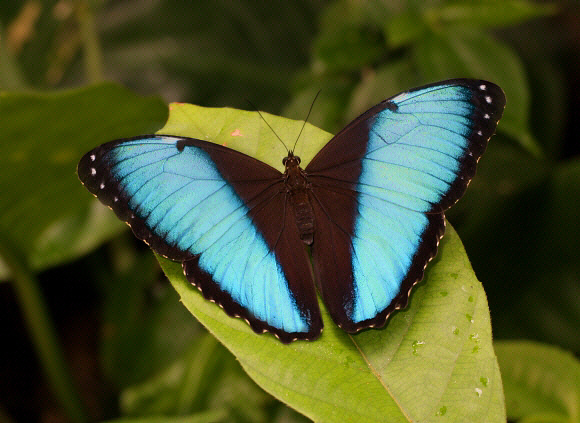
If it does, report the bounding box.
[292,190,315,245]
[284,154,315,245]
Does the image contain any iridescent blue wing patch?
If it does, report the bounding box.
[305,79,505,331]
[78,136,322,342]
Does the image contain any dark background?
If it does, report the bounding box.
[1,1,578,422]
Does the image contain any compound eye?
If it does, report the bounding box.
[295,156,301,165]
[282,157,288,166]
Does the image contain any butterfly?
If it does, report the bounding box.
[78,79,505,343]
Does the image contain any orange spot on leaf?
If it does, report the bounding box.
[230,129,244,137]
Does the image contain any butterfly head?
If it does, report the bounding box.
[282,152,301,169]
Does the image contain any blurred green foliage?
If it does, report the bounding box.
[1,0,579,422]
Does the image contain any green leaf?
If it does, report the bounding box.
[384,11,428,48]
[545,159,580,277]
[345,61,416,121]
[100,251,202,388]
[495,341,580,423]
[427,0,557,29]
[445,138,549,242]
[154,102,504,422]
[0,83,167,276]
[523,54,566,160]
[385,0,555,50]
[120,333,273,422]
[281,77,355,134]
[4,1,320,111]
[414,28,541,157]
[161,226,503,422]
[448,151,580,352]
[508,159,580,351]
[161,102,332,172]
[313,2,385,72]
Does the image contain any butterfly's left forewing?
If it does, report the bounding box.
[305,79,505,332]
[78,136,322,342]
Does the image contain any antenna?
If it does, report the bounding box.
[247,90,321,154]
[246,100,289,152]
[292,89,321,153]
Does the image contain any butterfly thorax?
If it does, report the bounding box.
[283,153,315,246]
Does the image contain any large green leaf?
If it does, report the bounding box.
[155,104,504,422]
[495,341,579,423]
[0,83,167,275]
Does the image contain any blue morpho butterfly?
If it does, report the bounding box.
[78,79,505,343]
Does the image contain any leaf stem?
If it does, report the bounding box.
[0,232,88,423]
[0,22,29,90]
[76,0,104,84]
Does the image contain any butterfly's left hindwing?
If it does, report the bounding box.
[306,79,505,331]
[78,136,322,342]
